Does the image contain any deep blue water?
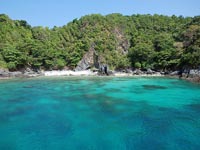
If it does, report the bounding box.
[0,77,200,150]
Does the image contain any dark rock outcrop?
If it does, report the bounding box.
[75,44,112,75]
[75,45,99,71]
[98,64,113,76]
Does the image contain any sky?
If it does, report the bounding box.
[0,0,199,28]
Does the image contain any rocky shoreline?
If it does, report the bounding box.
[0,68,42,78]
[166,69,200,83]
[0,68,200,83]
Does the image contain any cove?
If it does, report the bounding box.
[0,77,200,150]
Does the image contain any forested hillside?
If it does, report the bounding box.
[0,13,199,71]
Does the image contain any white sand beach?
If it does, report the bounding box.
[44,70,98,76]
[43,70,163,77]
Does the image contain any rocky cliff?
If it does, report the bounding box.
[75,44,99,71]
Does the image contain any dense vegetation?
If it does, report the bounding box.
[0,13,199,71]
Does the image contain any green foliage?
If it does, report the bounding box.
[0,13,199,71]
[55,59,66,70]
[0,53,7,68]
[134,62,141,68]
[129,42,154,68]
[180,24,200,68]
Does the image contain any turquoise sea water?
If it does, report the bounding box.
[0,77,200,150]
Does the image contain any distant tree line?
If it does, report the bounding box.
[0,13,199,71]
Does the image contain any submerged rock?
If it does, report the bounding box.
[142,85,167,90]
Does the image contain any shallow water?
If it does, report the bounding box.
[0,77,200,150]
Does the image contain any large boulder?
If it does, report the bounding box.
[169,71,179,76]
[133,69,143,75]
[9,71,23,77]
[0,69,9,77]
[146,68,155,74]
[188,69,200,78]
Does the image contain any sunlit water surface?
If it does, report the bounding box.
[0,77,200,150]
